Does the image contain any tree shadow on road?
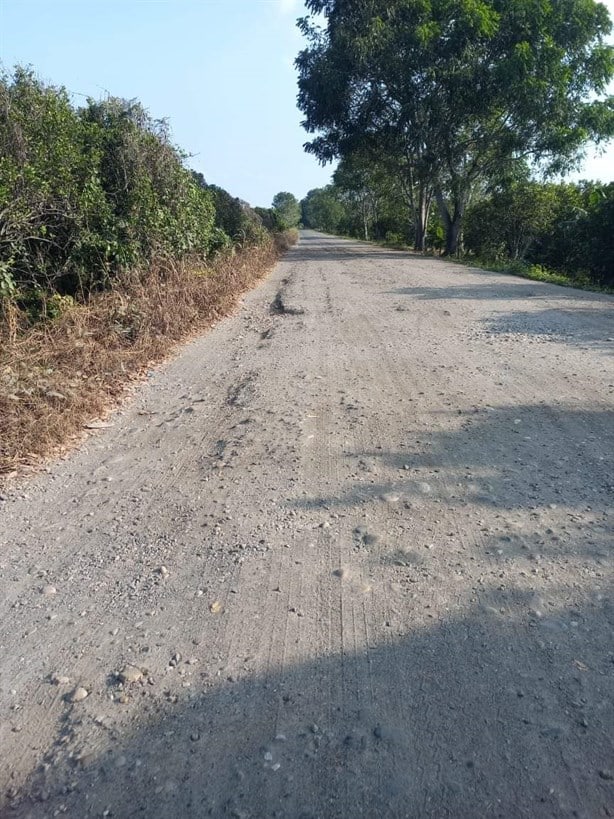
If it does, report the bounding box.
[291,404,614,565]
[11,587,614,818]
[478,307,614,355]
[388,282,613,304]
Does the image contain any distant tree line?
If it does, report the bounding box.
[0,67,297,314]
[296,0,614,286]
[301,166,614,287]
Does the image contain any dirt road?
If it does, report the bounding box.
[1,231,613,818]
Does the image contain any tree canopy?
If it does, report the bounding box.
[272,191,301,229]
[297,0,614,253]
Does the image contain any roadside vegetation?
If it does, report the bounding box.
[297,0,614,289]
[0,67,298,477]
[301,172,614,291]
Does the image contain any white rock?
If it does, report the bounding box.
[118,665,143,684]
[70,687,89,703]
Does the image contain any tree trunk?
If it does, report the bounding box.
[435,189,465,256]
[361,196,369,241]
[413,189,432,252]
[445,216,463,256]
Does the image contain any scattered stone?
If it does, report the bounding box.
[69,687,89,703]
[51,673,70,686]
[598,770,613,781]
[209,600,224,614]
[333,568,348,579]
[42,585,57,597]
[118,665,143,684]
[529,595,546,619]
[158,566,170,578]
[190,732,200,742]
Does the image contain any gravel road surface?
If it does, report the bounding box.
[1,231,613,818]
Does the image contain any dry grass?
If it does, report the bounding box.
[0,233,296,482]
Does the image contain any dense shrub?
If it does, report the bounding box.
[0,67,217,301]
[271,192,301,229]
[202,181,266,245]
[465,181,614,287]
[254,206,288,233]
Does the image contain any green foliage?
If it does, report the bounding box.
[0,67,217,301]
[254,206,288,233]
[0,262,17,300]
[271,192,301,229]
[301,186,346,233]
[196,179,266,245]
[297,0,614,254]
[465,180,614,287]
[465,182,562,261]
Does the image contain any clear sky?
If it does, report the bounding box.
[0,0,612,208]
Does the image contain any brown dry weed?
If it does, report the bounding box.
[0,233,296,481]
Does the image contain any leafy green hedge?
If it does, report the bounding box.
[464,181,614,288]
[0,67,219,301]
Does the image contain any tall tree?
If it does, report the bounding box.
[272,191,301,229]
[297,0,614,254]
[301,186,347,233]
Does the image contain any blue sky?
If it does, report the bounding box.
[0,0,612,207]
[0,0,335,207]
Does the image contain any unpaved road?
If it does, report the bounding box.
[1,231,613,818]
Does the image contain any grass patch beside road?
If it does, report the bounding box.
[0,232,297,482]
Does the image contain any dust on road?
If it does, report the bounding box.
[1,231,613,817]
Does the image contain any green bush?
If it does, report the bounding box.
[465,180,614,288]
[0,67,217,301]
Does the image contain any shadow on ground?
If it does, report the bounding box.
[388,283,612,304]
[292,404,614,565]
[290,233,421,263]
[478,307,614,354]
[11,590,614,818]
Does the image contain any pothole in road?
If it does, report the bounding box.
[271,290,305,316]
